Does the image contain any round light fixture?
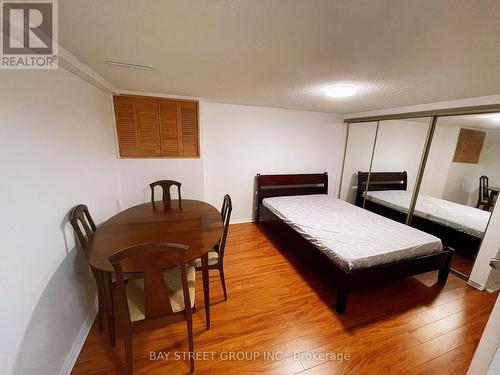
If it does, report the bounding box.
[324,85,357,98]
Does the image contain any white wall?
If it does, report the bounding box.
[0,69,119,375]
[421,125,460,198]
[489,346,500,375]
[442,163,478,205]
[201,103,343,221]
[371,120,429,193]
[117,159,204,209]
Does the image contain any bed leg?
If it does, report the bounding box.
[438,249,454,285]
[438,267,449,285]
[336,289,348,315]
[336,279,349,315]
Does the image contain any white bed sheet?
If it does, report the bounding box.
[262,195,442,271]
[364,190,490,238]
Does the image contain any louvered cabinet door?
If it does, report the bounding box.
[158,99,181,156]
[453,128,486,163]
[179,101,199,157]
[133,97,161,156]
[114,96,140,157]
[113,95,199,158]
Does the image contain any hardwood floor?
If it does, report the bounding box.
[450,253,475,277]
[73,223,497,375]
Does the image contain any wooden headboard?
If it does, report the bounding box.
[356,171,407,206]
[255,173,328,221]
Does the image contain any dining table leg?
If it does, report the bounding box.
[201,253,210,329]
[89,266,104,333]
[102,271,116,346]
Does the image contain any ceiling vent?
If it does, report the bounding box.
[105,61,153,71]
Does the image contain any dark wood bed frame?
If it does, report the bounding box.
[356,171,482,260]
[254,172,454,315]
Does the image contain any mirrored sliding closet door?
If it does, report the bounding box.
[360,118,432,221]
[415,113,500,277]
[339,107,500,281]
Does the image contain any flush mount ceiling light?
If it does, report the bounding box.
[105,60,153,71]
[324,85,357,98]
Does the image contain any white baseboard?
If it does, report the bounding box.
[59,299,98,375]
[467,279,485,291]
[230,218,254,224]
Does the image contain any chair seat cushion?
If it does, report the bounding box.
[190,251,219,268]
[125,266,196,322]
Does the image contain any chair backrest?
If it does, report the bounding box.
[479,175,489,201]
[150,180,182,203]
[70,204,97,250]
[218,194,232,260]
[109,242,190,321]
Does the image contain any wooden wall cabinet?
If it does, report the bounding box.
[113,95,199,158]
[453,128,485,164]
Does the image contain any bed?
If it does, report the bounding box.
[356,171,490,259]
[255,172,454,314]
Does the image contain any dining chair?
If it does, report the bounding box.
[192,194,232,300]
[109,242,196,374]
[69,205,106,333]
[70,204,135,346]
[476,175,490,209]
[150,180,182,203]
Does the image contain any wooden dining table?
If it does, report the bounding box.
[86,199,224,345]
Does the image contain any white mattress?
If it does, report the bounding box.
[364,190,490,238]
[262,195,442,271]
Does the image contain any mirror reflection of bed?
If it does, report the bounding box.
[341,113,499,279]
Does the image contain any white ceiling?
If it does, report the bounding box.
[436,113,500,129]
[59,0,500,114]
